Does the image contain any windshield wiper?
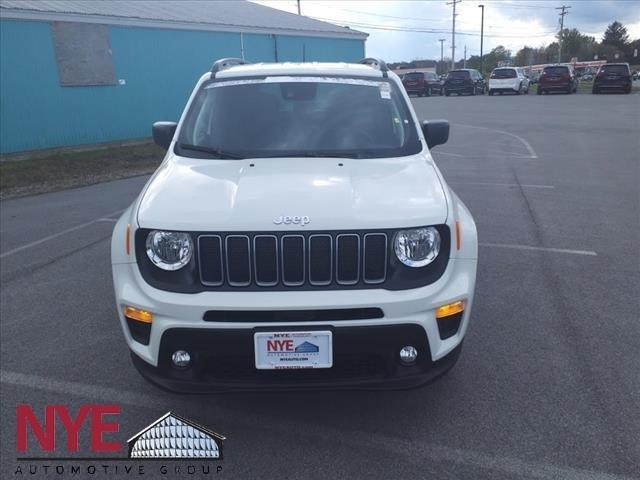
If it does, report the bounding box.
[179,143,245,159]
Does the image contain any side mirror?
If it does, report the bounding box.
[422,120,449,149]
[152,121,178,150]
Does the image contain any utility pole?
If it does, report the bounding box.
[556,5,570,63]
[439,38,446,74]
[297,0,301,15]
[447,0,461,69]
[463,45,467,68]
[478,4,485,75]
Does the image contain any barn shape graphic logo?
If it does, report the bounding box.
[127,412,226,459]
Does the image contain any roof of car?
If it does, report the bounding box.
[214,62,385,79]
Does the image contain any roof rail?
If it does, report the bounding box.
[211,58,250,77]
[359,57,388,77]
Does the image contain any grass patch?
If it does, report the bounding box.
[0,141,165,199]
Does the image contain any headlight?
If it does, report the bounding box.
[394,227,441,267]
[145,231,193,271]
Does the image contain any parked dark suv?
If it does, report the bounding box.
[443,69,486,96]
[402,71,443,96]
[537,65,577,94]
[592,63,632,94]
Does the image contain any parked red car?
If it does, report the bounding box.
[537,65,577,95]
[401,71,442,96]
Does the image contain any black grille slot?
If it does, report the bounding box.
[199,236,223,286]
[281,235,305,286]
[226,236,251,286]
[309,235,332,285]
[203,308,384,322]
[254,236,278,286]
[336,234,360,285]
[363,233,387,284]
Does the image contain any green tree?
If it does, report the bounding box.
[514,46,534,66]
[558,28,597,62]
[602,21,629,51]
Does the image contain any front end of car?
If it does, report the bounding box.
[111,196,477,392]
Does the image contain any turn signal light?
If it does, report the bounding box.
[435,301,464,319]
[124,306,153,324]
[125,224,131,255]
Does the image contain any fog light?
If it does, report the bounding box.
[171,350,191,368]
[399,346,418,364]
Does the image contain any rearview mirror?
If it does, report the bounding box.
[422,120,449,149]
[152,121,178,150]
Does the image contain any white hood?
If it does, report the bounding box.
[137,154,448,231]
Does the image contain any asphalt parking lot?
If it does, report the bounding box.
[1,93,639,479]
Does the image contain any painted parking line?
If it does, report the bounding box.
[452,123,538,159]
[450,181,554,189]
[480,242,597,256]
[0,370,631,480]
[433,151,465,157]
[0,209,124,259]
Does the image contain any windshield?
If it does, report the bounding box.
[176,76,421,159]
[491,69,517,79]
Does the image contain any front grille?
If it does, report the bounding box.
[136,226,450,293]
[199,232,387,289]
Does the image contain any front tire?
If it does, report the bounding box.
[488,89,494,96]
[445,90,451,97]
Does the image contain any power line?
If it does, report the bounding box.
[309,15,557,38]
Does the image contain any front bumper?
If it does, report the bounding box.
[113,253,476,391]
[132,325,463,392]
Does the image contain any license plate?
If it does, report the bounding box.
[254,331,333,370]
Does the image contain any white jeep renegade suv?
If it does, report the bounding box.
[111,58,478,392]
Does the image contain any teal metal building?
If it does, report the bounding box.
[0,1,367,154]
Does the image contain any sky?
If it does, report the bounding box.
[252,0,640,62]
